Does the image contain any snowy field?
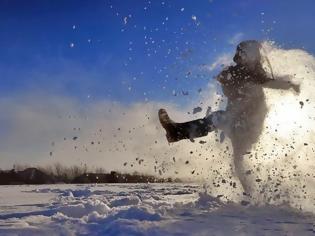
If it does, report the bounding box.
[0,184,315,236]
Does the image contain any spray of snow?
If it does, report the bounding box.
[198,41,315,213]
[2,41,315,213]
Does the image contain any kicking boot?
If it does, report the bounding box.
[158,109,215,143]
[158,109,184,143]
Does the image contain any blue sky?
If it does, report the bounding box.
[1,0,315,104]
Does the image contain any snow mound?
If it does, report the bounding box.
[110,196,142,207]
[57,199,110,218]
[0,184,314,235]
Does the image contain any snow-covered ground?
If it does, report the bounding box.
[0,184,314,236]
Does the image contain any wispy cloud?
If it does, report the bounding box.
[206,53,234,72]
[228,32,244,46]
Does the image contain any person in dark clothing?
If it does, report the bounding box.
[159,40,300,193]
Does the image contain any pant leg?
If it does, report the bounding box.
[176,118,213,140]
[171,110,227,142]
[206,110,229,131]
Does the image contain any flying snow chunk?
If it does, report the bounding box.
[123,16,128,25]
[180,8,185,12]
[70,43,75,48]
[193,107,202,114]
[192,15,197,21]
[72,25,76,29]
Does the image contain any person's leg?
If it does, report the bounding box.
[232,146,251,195]
[228,100,268,195]
[158,109,225,143]
[206,110,229,131]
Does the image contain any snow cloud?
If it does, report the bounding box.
[0,85,224,180]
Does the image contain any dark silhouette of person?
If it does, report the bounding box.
[159,40,300,193]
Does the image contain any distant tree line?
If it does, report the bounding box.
[0,163,180,185]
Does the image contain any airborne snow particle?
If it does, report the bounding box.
[220,132,225,143]
[241,200,250,206]
[206,106,212,116]
[182,90,189,96]
[193,107,202,114]
[191,15,197,21]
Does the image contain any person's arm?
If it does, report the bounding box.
[253,65,300,93]
[263,77,300,93]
